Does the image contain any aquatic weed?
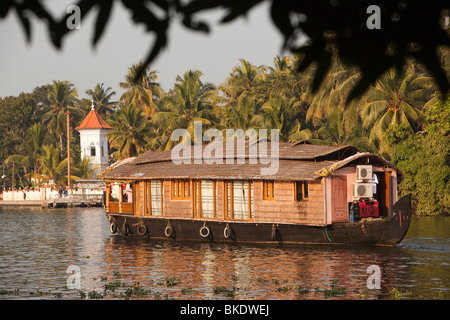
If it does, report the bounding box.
[294,285,310,294]
[181,287,193,295]
[276,286,290,293]
[389,287,412,300]
[322,279,346,298]
[213,286,239,298]
[132,282,152,296]
[166,276,180,287]
[103,281,122,292]
[0,289,20,296]
[88,290,103,299]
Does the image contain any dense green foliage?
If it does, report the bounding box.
[0,53,448,215]
[385,99,450,215]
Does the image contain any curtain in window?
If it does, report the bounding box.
[226,182,232,219]
[250,182,254,219]
[151,180,163,216]
[225,181,253,219]
[233,181,249,219]
[200,180,215,218]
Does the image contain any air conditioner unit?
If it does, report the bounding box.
[353,183,373,199]
[356,165,372,181]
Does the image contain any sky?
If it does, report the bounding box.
[0,1,286,100]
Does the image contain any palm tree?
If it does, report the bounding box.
[315,106,372,151]
[73,156,99,179]
[154,70,220,148]
[360,65,431,150]
[267,56,296,98]
[43,80,82,151]
[222,94,259,132]
[38,144,77,185]
[85,83,116,116]
[257,96,309,142]
[305,58,360,126]
[220,59,267,107]
[107,104,149,159]
[5,123,49,184]
[119,61,164,118]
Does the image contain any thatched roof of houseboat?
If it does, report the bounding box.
[314,152,403,178]
[133,141,360,165]
[101,141,401,181]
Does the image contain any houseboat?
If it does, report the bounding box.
[100,141,411,246]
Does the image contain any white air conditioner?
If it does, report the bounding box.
[356,165,372,181]
[353,183,373,199]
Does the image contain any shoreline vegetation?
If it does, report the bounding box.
[0,53,449,216]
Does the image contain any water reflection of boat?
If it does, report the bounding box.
[100,142,411,246]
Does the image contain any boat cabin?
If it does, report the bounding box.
[101,141,402,227]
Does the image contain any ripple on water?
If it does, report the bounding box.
[0,208,449,300]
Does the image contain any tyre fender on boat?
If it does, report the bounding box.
[137,224,147,236]
[165,224,174,238]
[110,222,118,234]
[123,223,130,236]
[223,224,233,239]
[200,225,210,238]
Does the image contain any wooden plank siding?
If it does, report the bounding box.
[253,180,325,226]
[163,180,193,220]
[131,179,325,226]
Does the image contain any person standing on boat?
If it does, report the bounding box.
[372,174,378,194]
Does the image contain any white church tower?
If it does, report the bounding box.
[75,102,112,177]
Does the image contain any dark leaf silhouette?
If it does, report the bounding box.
[93,0,113,46]
[0,0,448,98]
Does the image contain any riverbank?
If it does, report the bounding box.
[0,200,43,206]
[0,197,103,208]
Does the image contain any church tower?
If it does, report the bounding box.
[75,102,112,177]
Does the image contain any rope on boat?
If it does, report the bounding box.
[324,226,331,242]
[360,217,376,233]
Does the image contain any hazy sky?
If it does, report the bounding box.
[0,1,285,99]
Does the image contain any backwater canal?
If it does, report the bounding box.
[0,206,448,300]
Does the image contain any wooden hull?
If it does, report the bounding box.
[106,194,411,246]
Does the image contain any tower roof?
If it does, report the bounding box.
[75,108,112,130]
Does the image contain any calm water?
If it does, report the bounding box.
[0,206,449,300]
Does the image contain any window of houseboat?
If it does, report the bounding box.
[295,181,309,201]
[146,180,164,216]
[263,180,275,200]
[107,184,119,202]
[225,181,254,220]
[171,180,190,200]
[106,183,120,213]
[194,180,217,219]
